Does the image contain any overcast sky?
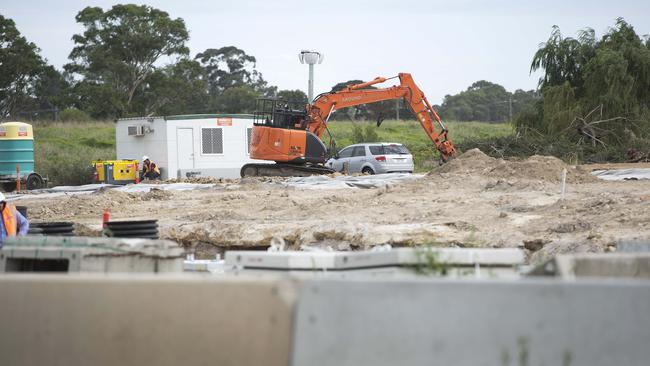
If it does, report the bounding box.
[3,0,650,104]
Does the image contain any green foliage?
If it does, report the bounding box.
[58,108,91,122]
[213,85,259,113]
[0,15,48,118]
[457,132,650,164]
[195,46,273,97]
[33,121,115,186]
[350,123,380,144]
[65,4,190,118]
[364,124,379,142]
[277,89,308,104]
[32,66,71,111]
[330,80,363,93]
[439,80,539,122]
[531,26,596,91]
[351,124,364,143]
[541,82,580,134]
[133,58,209,116]
[72,82,125,119]
[522,18,650,147]
[413,247,448,276]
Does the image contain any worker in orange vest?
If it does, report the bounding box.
[0,192,29,247]
[140,156,161,180]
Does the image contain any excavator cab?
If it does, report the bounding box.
[253,98,307,130]
[248,98,330,169]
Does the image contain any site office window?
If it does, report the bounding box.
[201,127,224,155]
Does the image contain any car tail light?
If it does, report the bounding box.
[375,155,386,162]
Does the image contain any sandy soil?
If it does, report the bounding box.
[18,149,650,264]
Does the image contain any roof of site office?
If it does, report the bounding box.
[117,114,255,122]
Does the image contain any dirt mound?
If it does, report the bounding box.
[435,148,496,175]
[142,188,173,201]
[432,148,597,183]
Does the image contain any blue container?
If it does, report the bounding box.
[0,122,35,179]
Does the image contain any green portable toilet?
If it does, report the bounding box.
[0,122,44,190]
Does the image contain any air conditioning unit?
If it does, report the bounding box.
[127,125,145,136]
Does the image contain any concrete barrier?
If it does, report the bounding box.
[618,240,650,253]
[293,278,650,366]
[1,274,649,365]
[0,274,296,366]
[0,236,184,273]
[224,247,524,279]
[530,252,650,279]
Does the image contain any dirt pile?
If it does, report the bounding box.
[17,149,650,262]
[433,148,597,183]
[142,188,173,201]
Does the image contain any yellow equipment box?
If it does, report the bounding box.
[93,160,138,185]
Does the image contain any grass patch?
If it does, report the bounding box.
[32,121,116,186]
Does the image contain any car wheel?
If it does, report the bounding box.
[362,167,375,175]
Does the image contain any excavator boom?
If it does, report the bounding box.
[242,73,456,177]
[307,73,455,161]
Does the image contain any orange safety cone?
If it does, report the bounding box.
[135,162,140,184]
[102,209,110,229]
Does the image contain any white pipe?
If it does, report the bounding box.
[308,64,314,102]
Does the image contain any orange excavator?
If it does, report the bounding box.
[241,73,456,177]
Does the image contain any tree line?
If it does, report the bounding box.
[516,18,650,146]
[438,81,539,122]
[4,4,645,138]
[326,79,539,123]
[0,4,308,121]
[0,3,541,124]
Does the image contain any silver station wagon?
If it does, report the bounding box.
[326,143,414,174]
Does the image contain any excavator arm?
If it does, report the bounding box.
[307,73,456,162]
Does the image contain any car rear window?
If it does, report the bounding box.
[383,144,409,155]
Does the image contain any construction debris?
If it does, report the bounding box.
[12,149,650,262]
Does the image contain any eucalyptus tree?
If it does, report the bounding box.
[66,4,189,117]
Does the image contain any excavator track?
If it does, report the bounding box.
[240,163,335,177]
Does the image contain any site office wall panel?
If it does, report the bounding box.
[116,114,260,179]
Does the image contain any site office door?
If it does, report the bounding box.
[177,128,195,172]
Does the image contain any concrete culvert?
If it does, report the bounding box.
[29,222,75,236]
[106,220,159,239]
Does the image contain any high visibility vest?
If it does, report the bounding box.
[2,204,17,237]
[145,162,160,174]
